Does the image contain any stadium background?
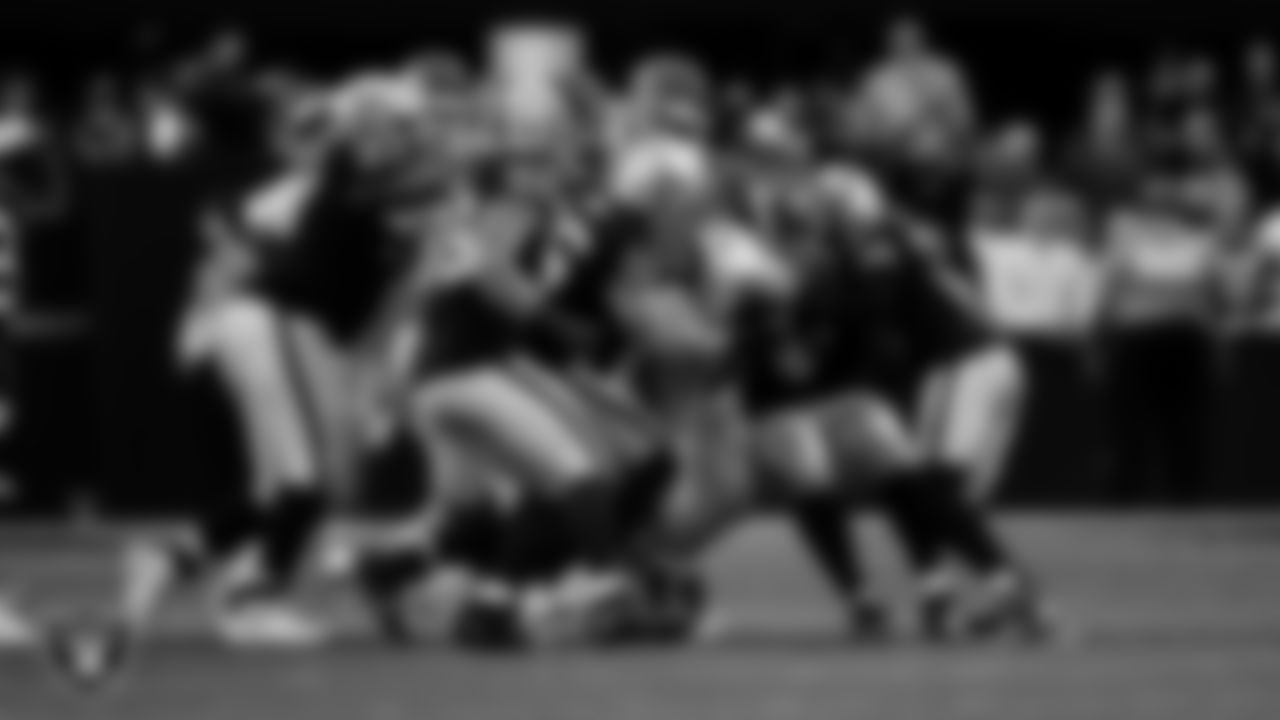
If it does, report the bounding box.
[2,0,1280,515]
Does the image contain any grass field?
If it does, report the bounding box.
[2,512,1280,720]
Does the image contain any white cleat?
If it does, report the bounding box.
[557,570,631,614]
[120,542,183,633]
[215,603,330,650]
[689,606,733,645]
[0,596,38,650]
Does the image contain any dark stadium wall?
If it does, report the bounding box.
[0,0,1273,122]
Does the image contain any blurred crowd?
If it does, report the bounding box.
[1,18,1280,506]
[0,21,1278,332]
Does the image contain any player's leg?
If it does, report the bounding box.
[188,297,330,646]
[912,346,1046,638]
[918,344,1027,504]
[750,403,885,633]
[815,389,978,636]
[505,358,676,554]
[586,385,747,645]
[810,390,940,636]
[337,416,437,643]
[117,299,271,639]
[407,365,628,645]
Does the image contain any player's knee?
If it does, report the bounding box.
[253,470,322,502]
[843,401,922,477]
[211,297,277,354]
[358,425,431,518]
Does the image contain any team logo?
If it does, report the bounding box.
[46,622,128,691]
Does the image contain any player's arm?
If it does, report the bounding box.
[355,232,437,401]
[899,218,994,334]
[607,247,729,361]
[0,125,69,228]
[190,201,264,305]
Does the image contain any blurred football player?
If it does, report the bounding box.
[622,163,1045,644]
[117,80,431,648]
[350,135,692,648]
[813,161,1043,640]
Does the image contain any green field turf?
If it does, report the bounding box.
[2,513,1280,720]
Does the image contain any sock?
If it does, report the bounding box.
[927,470,1011,574]
[361,427,430,517]
[499,497,574,584]
[359,546,435,597]
[438,503,508,570]
[559,479,623,570]
[615,452,676,543]
[878,473,949,573]
[790,495,863,603]
[887,467,1011,575]
[256,485,325,595]
[171,498,263,582]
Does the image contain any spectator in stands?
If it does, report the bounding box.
[1145,52,1187,150]
[1239,40,1277,136]
[137,72,196,165]
[1146,54,1225,167]
[0,74,80,511]
[853,15,976,153]
[1166,106,1252,238]
[1098,163,1232,505]
[73,76,142,168]
[0,75,66,235]
[972,121,1047,229]
[1226,203,1280,332]
[1238,40,1280,199]
[971,132,1100,502]
[974,121,1099,338]
[1065,72,1146,224]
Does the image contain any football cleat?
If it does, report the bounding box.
[0,596,38,650]
[845,596,893,643]
[215,602,330,650]
[355,552,432,646]
[453,597,525,652]
[918,588,966,643]
[119,541,186,633]
[959,578,1056,644]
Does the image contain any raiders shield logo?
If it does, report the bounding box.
[47,623,128,690]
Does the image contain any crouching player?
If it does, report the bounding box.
[776,165,1044,641]
[113,92,430,648]
[615,164,1047,644]
[0,585,36,649]
[348,156,683,649]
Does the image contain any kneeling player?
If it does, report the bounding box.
[115,101,427,647]
[350,178,679,648]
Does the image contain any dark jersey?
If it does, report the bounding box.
[418,282,527,375]
[537,209,637,367]
[413,200,548,376]
[877,155,979,279]
[248,154,406,347]
[731,289,832,414]
[728,229,838,414]
[540,204,707,369]
[183,65,268,158]
[819,221,989,399]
